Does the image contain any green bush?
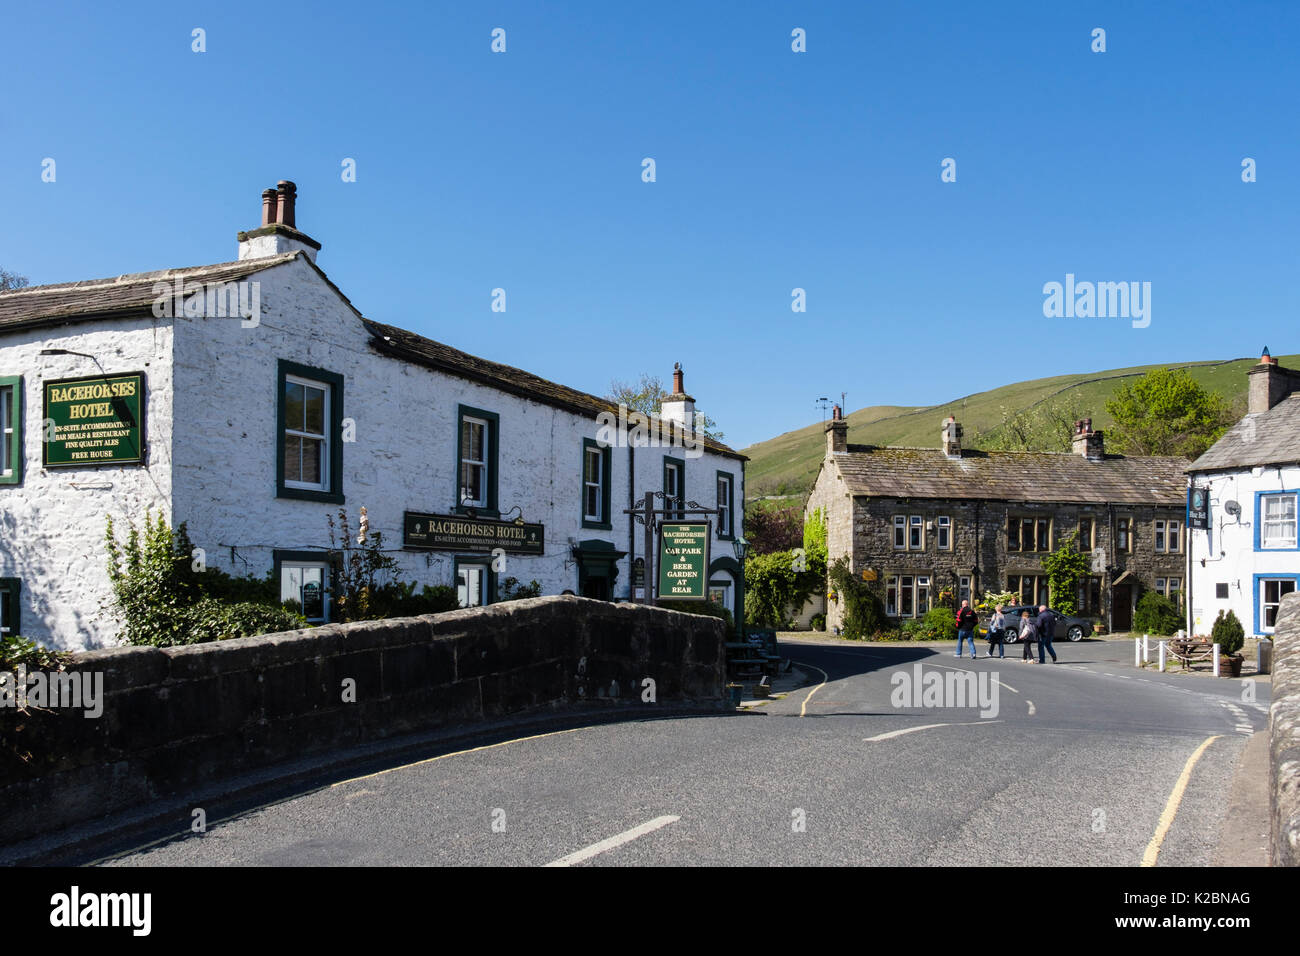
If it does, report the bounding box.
[367,582,459,617]
[1133,590,1182,636]
[0,635,72,672]
[1211,609,1245,656]
[923,605,958,641]
[744,549,822,628]
[810,613,826,631]
[659,599,735,632]
[825,557,886,639]
[180,599,308,644]
[498,578,543,602]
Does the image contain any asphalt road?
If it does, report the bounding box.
[96,637,1269,867]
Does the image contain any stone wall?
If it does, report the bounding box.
[0,596,726,846]
[1271,591,1300,866]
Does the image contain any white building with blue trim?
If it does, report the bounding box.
[1186,349,1300,638]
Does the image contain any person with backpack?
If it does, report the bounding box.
[1036,604,1059,664]
[1019,609,1039,662]
[955,599,979,659]
[986,604,1006,658]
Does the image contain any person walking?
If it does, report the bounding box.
[986,604,1006,658]
[955,600,979,659]
[1019,610,1038,662]
[1037,604,1058,664]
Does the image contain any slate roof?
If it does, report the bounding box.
[0,254,302,331]
[363,319,743,459]
[0,252,744,460]
[831,445,1186,505]
[1186,392,1300,473]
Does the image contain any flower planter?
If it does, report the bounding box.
[1222,655,1244,678]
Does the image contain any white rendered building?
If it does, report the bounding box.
[1186,350,1300,637]
[0,182,746,650]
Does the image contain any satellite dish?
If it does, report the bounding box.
[1225,500,1241,517]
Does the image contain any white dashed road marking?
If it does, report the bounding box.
[864,720,1001,742]
[544,815,680,867]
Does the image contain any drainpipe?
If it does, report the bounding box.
[1107,501,1116,633]
[974,500,982,600]
[628,443,636,600]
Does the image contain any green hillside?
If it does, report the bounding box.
[741,353,1300,499]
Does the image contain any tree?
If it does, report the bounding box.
[606,373,725,442]
[976,395,1089,452]
[744,500,804,553]
[1104,368,1236,459]
[0,268,29,292]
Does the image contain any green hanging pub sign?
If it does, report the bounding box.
[657,521,710,600]
[42,373,146,467]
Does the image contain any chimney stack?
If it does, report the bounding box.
[660,362,696,432]
[1072,418,1105,461]
[1247,346,1300,413]
[237,179,322,262]
[826,404,848,455]
[941,415,963,459]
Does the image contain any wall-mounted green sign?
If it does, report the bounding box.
[42,373,145,467]
[658,521,710,600]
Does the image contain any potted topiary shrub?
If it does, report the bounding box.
[1211,609,1245,677]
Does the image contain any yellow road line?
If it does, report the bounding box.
[1141,735,1221,867]
[86,726,591,865]
[793,662,829,717]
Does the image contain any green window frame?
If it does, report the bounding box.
[454,555,496,606]
[581,437,612,530]
[663,455,685,520]
[0,578,19,636]
[456,404,500,516]
[273,550,338,624]
[276,360,345,503]
[0,376,22,485]
[716,470,734,540]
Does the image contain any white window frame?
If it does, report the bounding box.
[885,575,898,616]
[283,375,331,492]
[0,384,12,478]
[1154,520,1166,553]
[936,516,951,550]
[958,575,971,605]
[460,416,489,508]
[893,516,906,550]
[1117,516,1131,553]
[1261,493,1298,550]
[458,562,490,608]
[717,474,732,537]
[1261,578,1297,634]
[909,515,924,551]
[583,446,604,523]
[280,561,330,624]
[708,578,733,614]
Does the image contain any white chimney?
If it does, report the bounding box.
[660,362,696,431]
[237,180,321,262]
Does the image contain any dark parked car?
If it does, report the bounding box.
[982,605,1094,643]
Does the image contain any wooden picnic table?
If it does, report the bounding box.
[1166,637,1215,668]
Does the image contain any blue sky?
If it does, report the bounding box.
[3,1,1296,449]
